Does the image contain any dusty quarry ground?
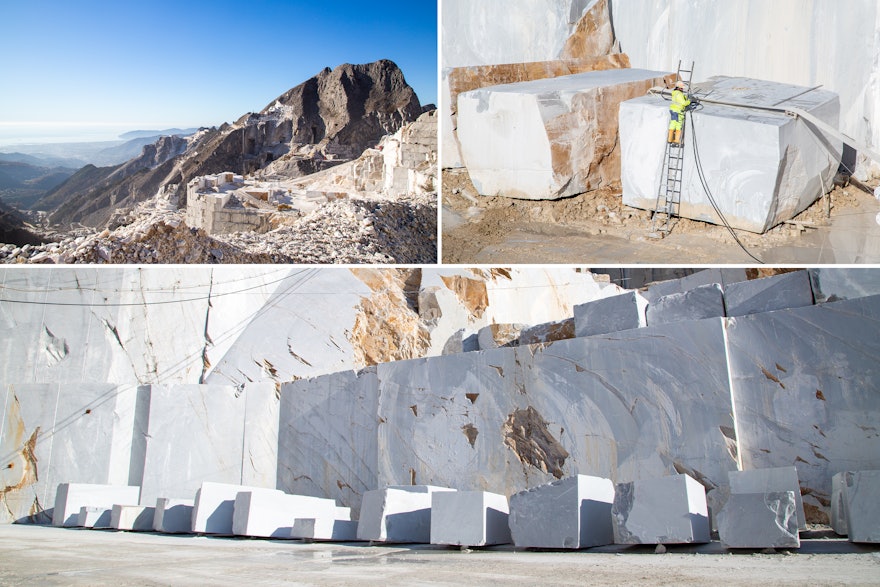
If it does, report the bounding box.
[442,168,880,264]
[1,525,878,586]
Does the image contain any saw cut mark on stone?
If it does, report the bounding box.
[502,406,569,479]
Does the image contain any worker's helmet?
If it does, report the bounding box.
[675,80,687,90]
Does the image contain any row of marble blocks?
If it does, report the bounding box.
[832,471,880,543]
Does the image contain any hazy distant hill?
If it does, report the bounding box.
[119,128,199,140]
[0,160,77,209]
[41,59,423,227]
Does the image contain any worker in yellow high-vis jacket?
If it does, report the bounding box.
[668,80,691,144]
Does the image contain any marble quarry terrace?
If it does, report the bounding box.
[2,269,879,551]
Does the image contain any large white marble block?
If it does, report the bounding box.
[831,472,850,536]
[191,482,281,535]
[645,283,725,326]
[110,505,155,531]
[728,467,806,530]
[52,483,141,527]
[232,490,338,539]
[356,485,456,543]
[430,490,511,547]
[153,498,194,534]
[725,294,880,522]
[621,76,841,233]
[841,470,880,543]
[508,475,614,549]
[139,383,278,507]
[717,491,801,549]
[291,518,360,541]
[612,474,710,544]
[643,268,748,304]
[808,269,880,303]
[77,506,113,529]
[457,68,670,200]
[724,271,814,317]
[574,291,648,338]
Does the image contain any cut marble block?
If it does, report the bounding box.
[277,368,379,519]
[643,268,748,304]
[518,317,575,346]
[809,269,880,303]
[430,491,511,547]
[232,490,338,539]
[457,68,671,200]
[724,271,814,317]
[377,317,738,499]
[831,472,850,536]
[646,283,725,326]
[842,470,880,543]
[574,291,648,337]
[725,294,880,523]
[111,505,155,531]
[191,482,282,535]
[508,475,614,549]
[1,383,141,525]
[621,76,841,233]
[153,498,194,534]
[717,492,801,549]
[78,506,113,529]
[356,486,456,543]
[139,383,278,507]
[291,518,360,541]
[612,474,710,544]
[728,467,806,530]
[52,483,141,527]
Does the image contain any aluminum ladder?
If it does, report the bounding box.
[651,61,694,236]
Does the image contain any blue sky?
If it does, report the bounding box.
[0,0,437,137]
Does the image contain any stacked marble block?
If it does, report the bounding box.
[357,485,455,543]
[52,483,141,527]
[620,76,841,233]
[716,467,804,549]
[430,491,511,547]
[832,471,880,543]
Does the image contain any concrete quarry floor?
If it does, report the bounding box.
[441,169,880,264]
[2,526,879,586]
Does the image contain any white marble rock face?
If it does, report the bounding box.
[430,490,511,547]
[457,69,671,200]
[356,486,456,543]
[138,383,278,506]
[153,498,195,533]
[508,475,614,549]
[191,482,281,535]
[232,490,338,539]
[808,269,880,303]
[645,283,726,326]
[728,467,806,530]
[52,483,141,527]
[643,268,748,304]
[724,271,814,318]
[842,470,880,543]
[574,291,648,338]
[620,76,841,233]
[77,506,113,529]
[612,474,710,544]
[110,505,155,531]
[726,294,880,522]
[717,491,801,549]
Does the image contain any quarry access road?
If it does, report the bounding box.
[1,524,878,586]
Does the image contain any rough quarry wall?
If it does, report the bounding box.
[443,0,880,178]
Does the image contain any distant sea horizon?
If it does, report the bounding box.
[0,122,198,149]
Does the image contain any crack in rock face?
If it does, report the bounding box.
[502,406,569,479]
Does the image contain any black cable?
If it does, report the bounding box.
[688,108,765,264]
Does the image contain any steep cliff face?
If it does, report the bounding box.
[41,60,423,228]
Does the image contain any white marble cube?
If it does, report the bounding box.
[153,498,194,534]
[52,483,141,527]
[646,283,725,326]
[191,482,282,535]
[724,271,814,317]
[509,475,615,549]
[111,505,155,531]
[612,474,710,544]
[77,506,113,529]
[430,490,511,547]
[717,492,800,549]
[574,291,648,338]
[728,467,806,530]
[291,519,360,541]
[356,485,456,543]
[841,470,880,543]
[232,490,337,539]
